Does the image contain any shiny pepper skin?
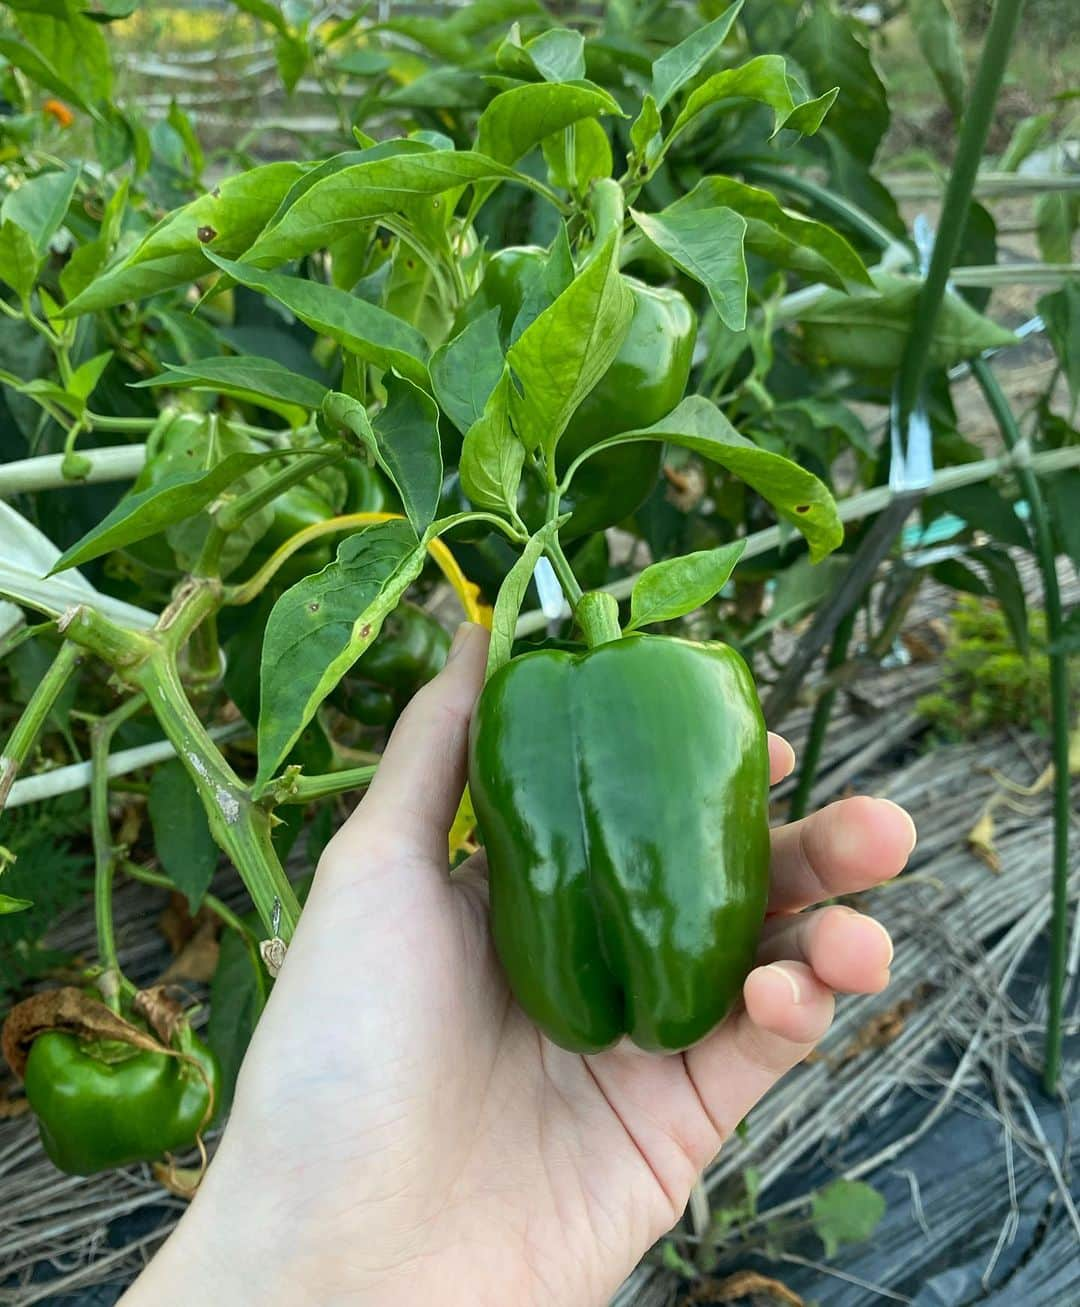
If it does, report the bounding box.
[23,1028,220,1175]
[459,246,697,537]
[468,635,770,1053]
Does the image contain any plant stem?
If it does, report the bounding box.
[787,609,856,822]
[133,652,301,940]
[216,449,343,533]
[0,641,81,810]
[84,412,159,433]
[545,534,584,609]
[575,590,622,648]
[257,762,378,806]
[185,610,222,686]
[894,0,1027,435]
[121,858,258,944]
[971,354,1070,1095]
[90,695,147,1009]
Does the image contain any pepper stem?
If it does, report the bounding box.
[91,695,147,1010]
[575,591,622,648]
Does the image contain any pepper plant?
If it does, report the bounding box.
[0,0,1075,1178]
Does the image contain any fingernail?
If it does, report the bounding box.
[769,733,796,780]
[764,962,803,1005]
[878,798,918,855]
[862,914,895,967]
[446,621,482,664]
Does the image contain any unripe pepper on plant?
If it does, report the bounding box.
[458,247,697,537]
[332,601,450,727]
[468,604,769,1053]
[20,1018,220,1176]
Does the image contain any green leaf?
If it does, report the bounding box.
[629,94,661,168]
[256,520,429,784]
[261,140,426,235]
[811,1180,886,1259]
[61,161,309,315]
[321,384,441,534]
[542,117,612,196]
[0,168,77,254]
[1038,281,1080,412]
[507,229,634,462]
[372,375,443,533]
[430,308,505,436]
[510,225,575,343]
[240,151,525,268]
[486,520,562,678]
[275,31,308,92]
[1046,470,1080,569]
[459,369,524,513]
[799,271,1017,375]
[384,68,491,110]
[498,25,586,83]
[631,203,748,330]
[627,540,746,629]
[744,554,849,645]
[208,923,268,1114]
[999,113,1053,172]
[910,0,967,118]
[569,396,843,561]
[134,355,329,418]
[0,220,41,300]
[230,0,288,36]
[0,32,89,110]
[66,350,111,403]
[651,0,743,110]
[930,557,989,596]
[0,894,33,915]
[49,451,268,573]
[670,54,835,145]
[1036,190,1079,266]
[788,8,889,164]
[9,9,112,106]
[476,80,622,165]
[204,253,430,388]
[148,759,219,912]
[971,545,1029,657]
[664,175,871,291]
[166,100,204,181]
[132,412,274,577]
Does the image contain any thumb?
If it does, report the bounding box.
[333,621,489,864]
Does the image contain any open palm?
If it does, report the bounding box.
[125,623,914,1307]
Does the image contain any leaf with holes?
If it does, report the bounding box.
[256,520,429,785]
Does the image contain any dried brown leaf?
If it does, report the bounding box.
[1,988,163,1080]
[686,1270,804,1305]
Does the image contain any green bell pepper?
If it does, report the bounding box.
[459,246,697,536]
[23,1024,220,1175]
[468,632,769,1053]
[333,602,451,726]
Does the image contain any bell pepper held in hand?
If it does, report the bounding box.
[468,627,770,1054]
[22,1023,220,1176]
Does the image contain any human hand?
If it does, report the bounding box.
[124,622,915,1307]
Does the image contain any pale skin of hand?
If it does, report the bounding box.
[123,622,916,1307]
